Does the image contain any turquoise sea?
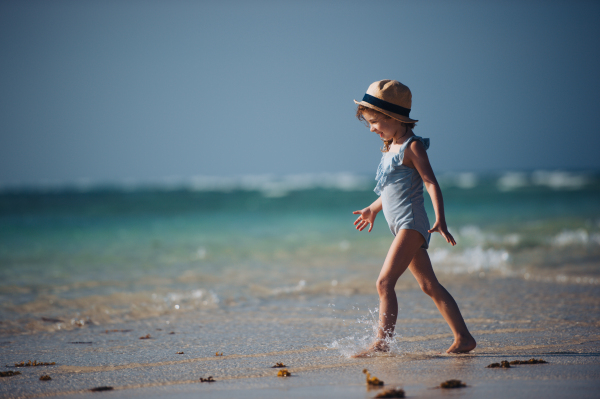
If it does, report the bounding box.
[1,171,599,337]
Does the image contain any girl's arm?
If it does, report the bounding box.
[405,141,456,246]
[353,197,382,232]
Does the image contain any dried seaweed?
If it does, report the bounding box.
[39,375,51,381]
[375,388,405,398]
[509,358,547,365]
[363,369,384,386]
[271,362,287,368]
[277,369,291,377]
[90,386,114,391]
[69,342,93,344]
[104,329,132,333]
[0,371,21,377]
[487,360,511,368]
[200,376,215,382]
[169,332,175,334]
[176,352,184,354]
[440,379,466,389]
[215,352,223,356]
[11,361,56,367]
[139,334,151,340]
[41,317,64,323]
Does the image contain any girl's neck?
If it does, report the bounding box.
[392,127,413,145]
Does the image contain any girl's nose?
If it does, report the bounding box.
[370,125,376,132]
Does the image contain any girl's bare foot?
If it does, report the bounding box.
[352,340,389,358]
[446,334,476,353]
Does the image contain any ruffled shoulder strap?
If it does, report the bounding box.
[374,136,430,196]
[397,136,430,165]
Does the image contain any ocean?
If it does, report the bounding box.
[1,170,598,336]
[1,171,600,398]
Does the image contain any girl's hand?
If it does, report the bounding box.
[353,207,377,232]
[428,221,456,246]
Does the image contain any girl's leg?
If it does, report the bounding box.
[408,249,476,353]
[374,229,425,344]
[354,229,424,357]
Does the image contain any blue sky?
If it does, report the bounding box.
[1,0,599,186]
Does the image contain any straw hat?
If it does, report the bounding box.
[354,80,418,123]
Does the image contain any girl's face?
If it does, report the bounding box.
[362,110,404,142]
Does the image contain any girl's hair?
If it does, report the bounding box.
[356,105,416,152]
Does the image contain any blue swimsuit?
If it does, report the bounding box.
[374,136,431,249]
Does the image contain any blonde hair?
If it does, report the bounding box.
[356,105,416,152]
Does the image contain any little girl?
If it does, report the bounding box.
[352,80,476,355]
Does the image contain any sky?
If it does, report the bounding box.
[1,0,600,187]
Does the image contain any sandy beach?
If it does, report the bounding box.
[2,277,599,398]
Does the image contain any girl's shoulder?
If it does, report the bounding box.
[404,135,430,151]
[402,136,430,168]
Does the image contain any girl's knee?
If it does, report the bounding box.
[376,277,395,296]
[420,281,441,298]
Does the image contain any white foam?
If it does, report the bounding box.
[497,172,528,191]
[437,172,478,189]
[339,240,350,251]
[0,173,373,194]
[430,246,511,275]
[552,229,591,247]
[497,170,593,191]
[271,280,306,295]
[532,170,591,190]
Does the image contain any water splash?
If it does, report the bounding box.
[327,307,403,358]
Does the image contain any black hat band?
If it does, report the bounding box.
[362,93,411,117]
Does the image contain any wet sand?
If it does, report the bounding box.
[1,277,599,398]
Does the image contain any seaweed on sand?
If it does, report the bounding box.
[11,361,56,367]
[39,375,51,381]
[0,371,21,377]
[487,360,511,368]
[277,369,292,377]
[41,317,64,323]
[440,379,466,388]
[510,358,547,365]
[90,386,114,391]
[139,334,151,339]
[200,376,215,382]
[375,388,405,398]
[271,362,287,368]
[363,369,384,386]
